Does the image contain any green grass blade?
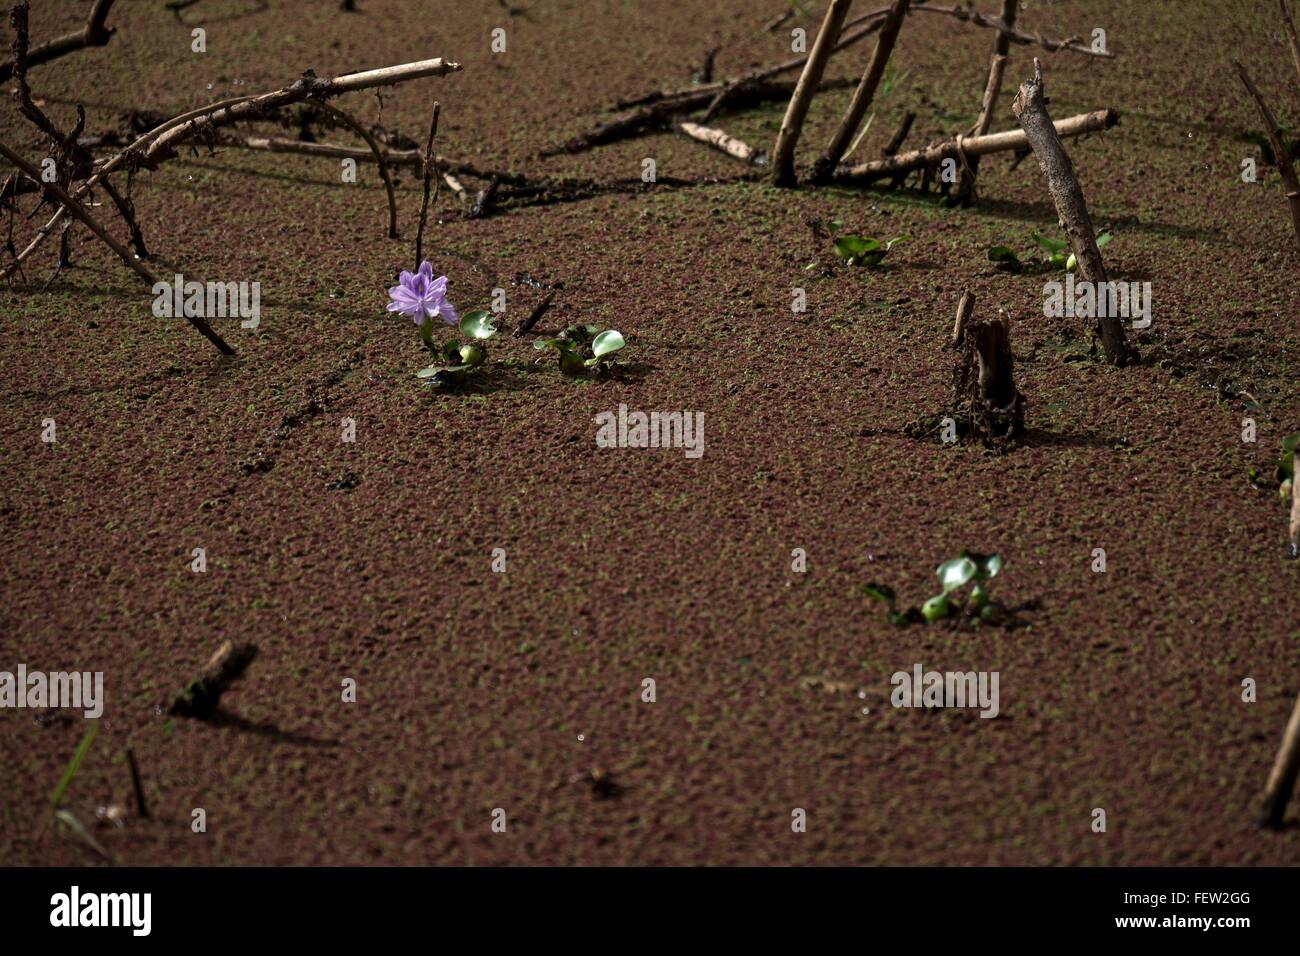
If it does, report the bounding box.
[50,725,96,808]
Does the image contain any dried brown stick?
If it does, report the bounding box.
[1280,0,1300,92]
[0,57,461,279]
[469,177,499,219]
[315,100,398,239]
[549,77,855,157]
[1259,688,1300,827]
[836,107,1116,181]
[812,0,910,183]
[203,134,526,184]
[1234,61,1300,254]
[0,0,116,83]
[414,100,440,264]
[956,52,1007,200]
[168,640,258,719]
[1011,59,1131,365]
[615,5,891,111]
[914,3,1111,58]
[1290,449,1300,558]
[951,289,974,347]
[771,0,856,186]
[126,749,148,819]
[676,121,766,165]
[513,289,555,338]
[881,109,915,156]
[142,58,461,166]
[0,138,234,355]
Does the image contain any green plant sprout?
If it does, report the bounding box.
[863,551,1009,627]
[1248,432,1299,500]
[834,234,909,267]
[988,232,1113,273]
[416,309,498,388]
[534,324,626,378]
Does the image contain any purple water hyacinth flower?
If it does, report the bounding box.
[386,261,459,325]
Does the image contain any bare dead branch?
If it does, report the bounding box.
[315,100,398,239]
[1012,59,1131,365]
[0,138,234,355]
[812,0,910,183]
[836,107,1116,181]
[414,100,440,263]
[771,0,856,186]
[915,3,1112,58]
[1234,61,1300,254]
[1280,0,1300,92]
[1259,688,1300,827]
[0,0,116,83]
[677,121,766,165]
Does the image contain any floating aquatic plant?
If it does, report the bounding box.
[416,310,498,388]
[834,233,909,267]
[987,231,1113,273]
[864,551,1012,627]
[534,323,626,378]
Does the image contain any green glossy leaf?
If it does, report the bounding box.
[591,329,626,358]
[861,583,896,607]
[459,309,497,340]
[1032,232,1068,255]
[834,235,879,260]
[921,594,951,622]
[935,556,977,593]
[987,245,1019,263]
[968,583,990,610]
[1282,433,1300,455]
[1095,232,1113,249]
[964,552,1002,580]
[884,235,910,250]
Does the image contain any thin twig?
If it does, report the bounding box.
[414,101,440,264]
[0,0,116,82]
[0,139,234,355]
[1234,61,1300,253]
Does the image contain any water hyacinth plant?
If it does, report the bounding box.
[1248,432,1300,500]
[386,263,497,388]
[534,323,626,378]
[987,231,1113,273]
[834,233,909,267]
[415,309,498,388]
[863,551,1013,627]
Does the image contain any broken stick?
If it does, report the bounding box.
[415,101,441,264]
[956,52,1008,202]
[168,640,258,719]
[0,138,235,355]
[0,0,116,83]
[1259,688,1300,827]
[770,0,855,187]
[677,121,766,165]
[1234,62,1300,254]
[1280,0,1300,92]
[836,107,1116,182]
[812,0,910,184]
[1290,449,1300,558]
[1011,59,1132,365]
